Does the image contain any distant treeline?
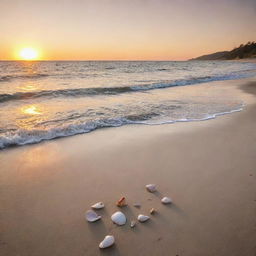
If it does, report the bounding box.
[191,41,256,60]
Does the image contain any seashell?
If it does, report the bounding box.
[146,184,157,193]
[86,210,101,222]
[138,214,150,222]
[133,203,141,208]
[91,202,104,209]
[161,197,172,204]
[150,208,156,215]
[111,211,126,225]
[99,235,115,249]
[116,197,127,207]
[130,220,136,228]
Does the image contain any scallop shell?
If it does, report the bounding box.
[138,214,150,222]
[146,184,157,193]
[161,197,172,204]
[86,210,101,222]
[111,211,126,225]
[130,220,136,228]
[91,202,104,209]
[99,235,115,249]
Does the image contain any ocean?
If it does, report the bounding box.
[0,60,256,149]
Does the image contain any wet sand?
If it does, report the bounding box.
[1,79,256,256]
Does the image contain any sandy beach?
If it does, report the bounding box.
[1,78,256,256]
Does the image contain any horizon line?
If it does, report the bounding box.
[0,59,190,62]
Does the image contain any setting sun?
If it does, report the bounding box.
[19,47,39,60]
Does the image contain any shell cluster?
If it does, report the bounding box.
[85,184,173,249]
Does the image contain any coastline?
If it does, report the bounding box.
[1,78,256,256]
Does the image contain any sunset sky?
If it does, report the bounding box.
[0,0,255,60]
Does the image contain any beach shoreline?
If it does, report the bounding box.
[1,78,256,256]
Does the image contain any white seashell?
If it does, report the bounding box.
[91,202,104,209]
[130,220,136,228]
[99,235,115,249]
[138,214,150,222]
[146,184,157,193]
[161,197,172,204]
[86,210,101,222]
[111,211,126,226]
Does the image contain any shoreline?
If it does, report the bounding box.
[1,78,256,256]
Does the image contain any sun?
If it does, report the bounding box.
[19,47,39,60]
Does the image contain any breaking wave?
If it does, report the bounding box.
[0,73,250,103]
[0,73,48,82]
[0,107,243,149]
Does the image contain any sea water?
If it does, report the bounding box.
[0,60,256,149]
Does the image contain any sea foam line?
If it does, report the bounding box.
[0,105,244,150]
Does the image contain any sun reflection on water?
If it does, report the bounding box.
[22,105,42,115]
[19,84,37,92]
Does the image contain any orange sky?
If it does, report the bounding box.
[0,0,255,60]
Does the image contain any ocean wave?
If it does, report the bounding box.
[0,118,127,149]
[0,87,134,103]
[157,68,169,71]
[0,73,48,82]
[105,67,115,70]
[0,107,243,149]
[0,73,251,104]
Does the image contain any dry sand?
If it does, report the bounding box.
[1,78,256,256]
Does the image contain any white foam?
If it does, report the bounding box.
[0,105,244,149]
